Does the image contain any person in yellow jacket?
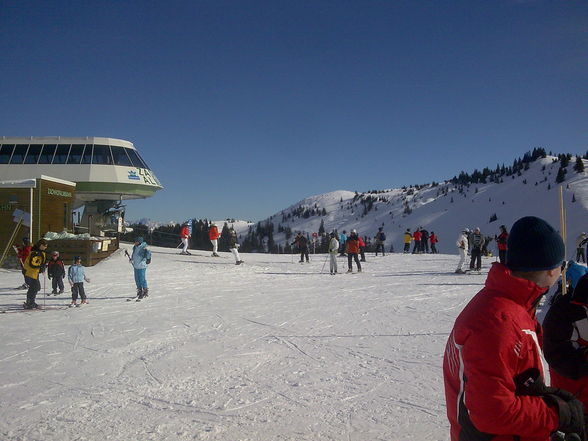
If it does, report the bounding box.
[403,229,412,253]
[22,239,48,309]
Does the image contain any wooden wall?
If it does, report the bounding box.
[0,178,75,265]
[0,186,34,254]
[36,179,75,242]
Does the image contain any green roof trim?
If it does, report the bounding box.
[75,182,162,197]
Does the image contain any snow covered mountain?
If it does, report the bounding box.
[256,153,588,255]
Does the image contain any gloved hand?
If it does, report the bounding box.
[48,274,52,279]
[542,391,585,439]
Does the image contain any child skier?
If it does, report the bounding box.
[47,251,65,295]
[68,256,90,307]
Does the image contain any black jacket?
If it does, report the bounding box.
[543,275,588,381]
[47,258,65,279]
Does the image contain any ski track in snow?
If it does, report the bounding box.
[0,246,490,440]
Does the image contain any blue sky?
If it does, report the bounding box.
[1,0,587,222]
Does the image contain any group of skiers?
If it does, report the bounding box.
[402,227,439,254]
[454,224,509,274]
[15,237,91,308]
[180,223,243,265]
[444,215,588,441]
[14,215,588,440]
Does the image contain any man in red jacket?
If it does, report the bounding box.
[15,237,32,289]
[180,223,191,255]
[443,216,584,441]
[209,224,220,257]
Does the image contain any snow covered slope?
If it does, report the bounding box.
[0,244,500,441]
[257,155,588,254]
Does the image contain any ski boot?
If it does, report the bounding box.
[23,302,38,310]
[136,288,144,299]
[142,288,149,298]
[69,301,77,308]
[212,252,220,257]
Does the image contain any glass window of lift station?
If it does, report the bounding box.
[53,144,71,164]
[38,144,57,164]
[92,145,113,165]
[10,145,29,164]
[67,144,84,164]
[111,146,133,166]
[0,144,15,164]
[24,145,42,164]
[126,148,149,169]
[81,145,93,164]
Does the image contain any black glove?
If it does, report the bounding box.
[48,275,52,279]
[515,369,585,440]
[543,391,585,439]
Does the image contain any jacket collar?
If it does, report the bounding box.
[484,262,548,311]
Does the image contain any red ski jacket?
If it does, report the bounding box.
[358,237,365,247]
[180,226,190,239]
[17,245,31,264]
[413,230,422,241]
[443,263,559,441]
[209,225,220,240]
[497,232,509,251]
[345,238,360,254]
[430,233,438,244]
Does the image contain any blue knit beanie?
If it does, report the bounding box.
[506,216,565,271]
[135,236,144,243]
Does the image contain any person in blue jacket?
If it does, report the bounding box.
[566,260,588,291]
[68,256,90,306]
[338,230,347,257]
[131,236,150,299]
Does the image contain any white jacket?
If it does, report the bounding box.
[456,233,468,250]
[329,238,340,254]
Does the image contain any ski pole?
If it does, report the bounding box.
[321,254,329,273]
[43,272,46,310]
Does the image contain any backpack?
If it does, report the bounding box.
[143,247,152,264]
[379,232,386,241]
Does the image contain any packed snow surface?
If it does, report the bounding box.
[0,245,496,440]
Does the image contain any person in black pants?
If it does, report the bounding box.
[22,239,48,309]
[469,227,485,271]
[292,232,309,263]
[47,251,65,294]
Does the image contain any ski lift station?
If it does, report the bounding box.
[0,137,162,266]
